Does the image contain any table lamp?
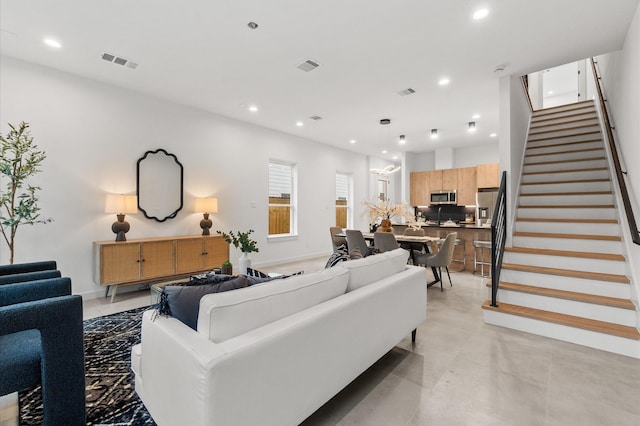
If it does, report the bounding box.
[194,197,218,235]
[105,194,138,241]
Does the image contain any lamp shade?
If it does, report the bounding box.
[194,197,218,213]
[105,194,138,214]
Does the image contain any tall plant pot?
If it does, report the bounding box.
[238,252,252,275]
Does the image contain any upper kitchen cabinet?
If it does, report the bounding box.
[410,171,430,206]
[476,163,499,188]
[457,167,477,205]
[441,169,457,190]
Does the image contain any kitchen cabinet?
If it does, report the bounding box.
[457,167,477,206]
[476,163,499,188]
[94,235,229,301]
[410,171,430,206]
[441,169,457,190]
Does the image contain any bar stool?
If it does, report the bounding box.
[436,234,465,271]
[473,240,492,277]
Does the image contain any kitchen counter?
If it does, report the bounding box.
[390,223,492,273]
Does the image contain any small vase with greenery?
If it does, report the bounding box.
[220,260,233,275]
[0,122,53,264]
[217,229,259,253]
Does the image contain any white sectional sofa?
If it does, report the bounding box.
[131,248,427,426]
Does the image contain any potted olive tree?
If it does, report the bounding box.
[0,122,52,264]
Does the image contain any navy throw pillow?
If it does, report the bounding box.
[158,275,248,330]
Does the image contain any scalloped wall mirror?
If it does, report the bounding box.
[136,149,183,222]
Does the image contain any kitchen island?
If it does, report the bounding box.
[391,223,492,273]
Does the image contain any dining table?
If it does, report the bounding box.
[360,232,442,287]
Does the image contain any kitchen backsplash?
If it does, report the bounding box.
[414,205,476,223]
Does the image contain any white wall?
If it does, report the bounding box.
[499,74,532,246]
[453,142,499,168]
[0,57,371,297]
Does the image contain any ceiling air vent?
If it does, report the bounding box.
[309,115,323,121]
[297,59,320,72]
[101,52,139,70]
[397,88,416,96]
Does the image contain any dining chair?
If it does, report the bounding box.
[345,230,376,256]
[401,227,426,255]
[414,232,457,291]
[329,226,347,253]
[373,232,399,253]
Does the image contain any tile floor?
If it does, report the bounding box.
[49,258,640,424]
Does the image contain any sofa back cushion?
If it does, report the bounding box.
[340,248,409,292]
[198,267,349,343]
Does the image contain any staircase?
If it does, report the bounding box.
[482,100,640,358]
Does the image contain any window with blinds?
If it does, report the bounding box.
[268,161,296,236]
[335,173,351,228]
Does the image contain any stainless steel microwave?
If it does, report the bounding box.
[430,190,457,205]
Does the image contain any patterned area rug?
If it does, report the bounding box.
[19,306,156,425]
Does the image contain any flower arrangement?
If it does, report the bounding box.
[362,199,414,226]
[217,229,259,253]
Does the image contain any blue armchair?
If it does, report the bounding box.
[0,270,86,425]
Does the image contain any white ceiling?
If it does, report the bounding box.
[1,0,638,160]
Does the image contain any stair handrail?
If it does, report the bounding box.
[490,171,507,307]
[590,58,640,246]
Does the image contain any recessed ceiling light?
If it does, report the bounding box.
[438,78,450,86]
[472,114,481,119]
[473,8,489,20]
[490,133,497,138]
[248,105,258,112]
[382,150,388,154]
[349,139,357,144]
[296,121,304,127]
[392,156,398,160]
[548,91,554,95]
[44,38,61,48]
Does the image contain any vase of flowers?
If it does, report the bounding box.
[363,200,414,232]
[217,229,259,275]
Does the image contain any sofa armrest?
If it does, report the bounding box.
[0,270,61,285]
[0,277,72,307]
[138,310,227,426]
[0,295,85,423]
[0,261,57,276]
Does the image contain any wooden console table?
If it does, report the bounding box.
[93,235,229,302]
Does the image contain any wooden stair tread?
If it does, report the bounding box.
[529,124,601,136]
[505,246,625,261]
[492,282,635,310]
[516,217,617,224]
[532,101,594,114]
[513,231,620,241]
[528,131,601,143]
[526,138,603,150]
[524,156,606,166]
[520,191,611,197]
[525,147,604,158]
[531,112,596,125]
[521,178,610,185]
[501,262,629,283]
[518,204,615,209]
[522,166,607,175]
[481,301,640,340]
[529,117,598,129]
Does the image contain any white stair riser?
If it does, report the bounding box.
[520,180,611,193]
[524,149,605,164]
[483,310,640,359]
[516,207,616,220]
[499,269,631,299]
[527,133,602,146]
[496,290,636,326]
[512,236,623,254]
[530,113,597,127]
[519,193,614,206]
[522,159,608,174]
[521,169,610,183]
[528,126,602,141]
[526,141,603,155]
[514,221,619,236]
[503,251,626,275]
[529,119,600,133]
